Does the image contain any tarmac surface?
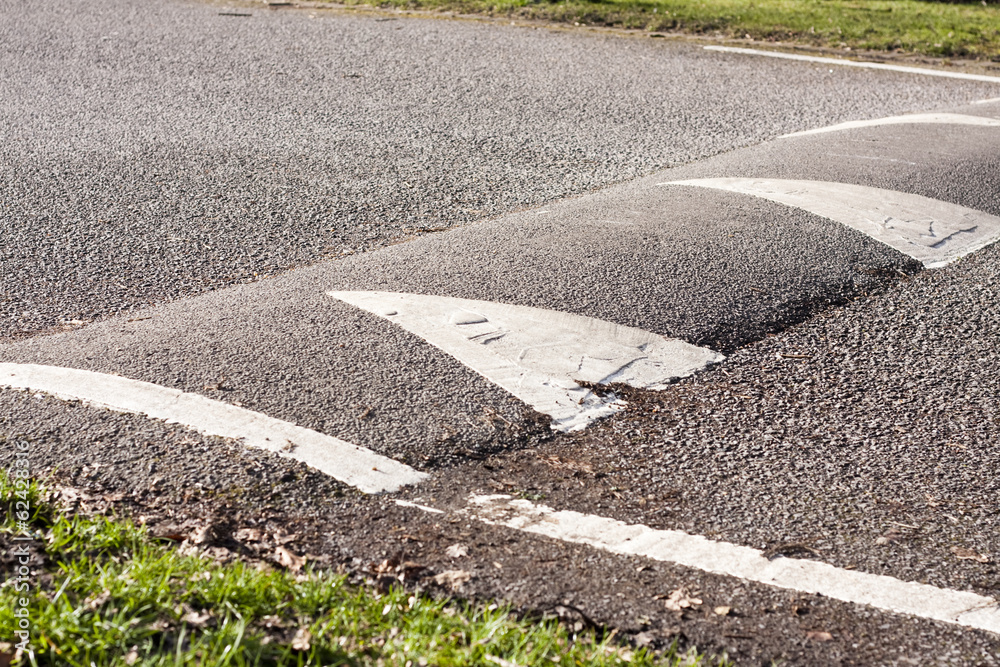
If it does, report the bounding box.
[3,0,1000,663]
[4,0,1000,340]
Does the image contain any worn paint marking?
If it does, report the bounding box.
[780,112,1000,138]
[0,363,427,493]
[329,292,723,432]
[663,178,1000,268]
[456,495,1000,635]
[704,45,1000,84]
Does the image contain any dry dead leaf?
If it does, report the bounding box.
[272,530,298,546]
[713,606,731,616]
[86,589,112,610]
[951,546,990,563]
[203,546,233,564]
[181,609,213,628]
[806,630,833,642]
[446,544,469,558]
[537,454,594,475]
[373,558,397,576]
[234,528,263,543]
[260,615,287,629]
[124,647,140,665]
[291,626,312,651]
[276,546,306,572]
[659,589,702,612]
[433,569,471,590]
[875,530,904,545]
[634,631,655,646]
[54,484,93,503]
[484,655,525,667]
[188,525,215,546]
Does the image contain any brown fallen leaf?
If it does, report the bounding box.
[537,454,594,475]
[86,589,112,610]
[276,547,306,572]
[484,654,525,667]
[260,615,287,629]
[433,570,471,591]
[54,484,94,504]
[188,524,216,546]
[875,530,904,545]
[806,630,833,642]
[951,546,991,563]
[373,558,398,576]
[271,530,298,546]
[658,589,702,612]
[633,631,655,646]
[446,544,469,558]
[234,527,263,543]
[181,609,213,628]
[291,627,312,651]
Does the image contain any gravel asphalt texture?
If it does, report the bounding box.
[4,0,1000,341]
[4,0,1000,663]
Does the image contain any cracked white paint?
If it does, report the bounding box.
[462,494,1000,635]
[328,292,723,432]
[0,363,427,493]
[780,112,1000,138]
[663,178,1000,268]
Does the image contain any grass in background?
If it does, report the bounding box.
[0,474,724,666]
[326,0,1000,59]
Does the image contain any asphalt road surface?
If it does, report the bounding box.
[3,0,1000,663]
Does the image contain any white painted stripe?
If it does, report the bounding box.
[780,112,1000,138]
[704,45,1000,84]
[463,495,1000,634]
[662,178,1000,268]
[974,97,1000,105]
[0,363,427,494]
[395,499,446,514]
[328,292,723,432]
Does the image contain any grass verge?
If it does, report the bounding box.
[323,0,1000,60]
[0,473,725,666]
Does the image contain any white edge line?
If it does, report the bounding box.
[0,363,428,494]
[396,494,1000,634]
[395,499,445,514]
[704,45,1000,85]
[974,97,1000,104]
[778,113,1000,139]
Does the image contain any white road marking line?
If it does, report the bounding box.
[395,499,446,514]
[662,178,1000,268]
[974,97,1000,105]
[780,112,1000,138]
[329,292,723,432]
[0,363,427,494]
[457,495,1000,634]
[704,45,1000,84]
